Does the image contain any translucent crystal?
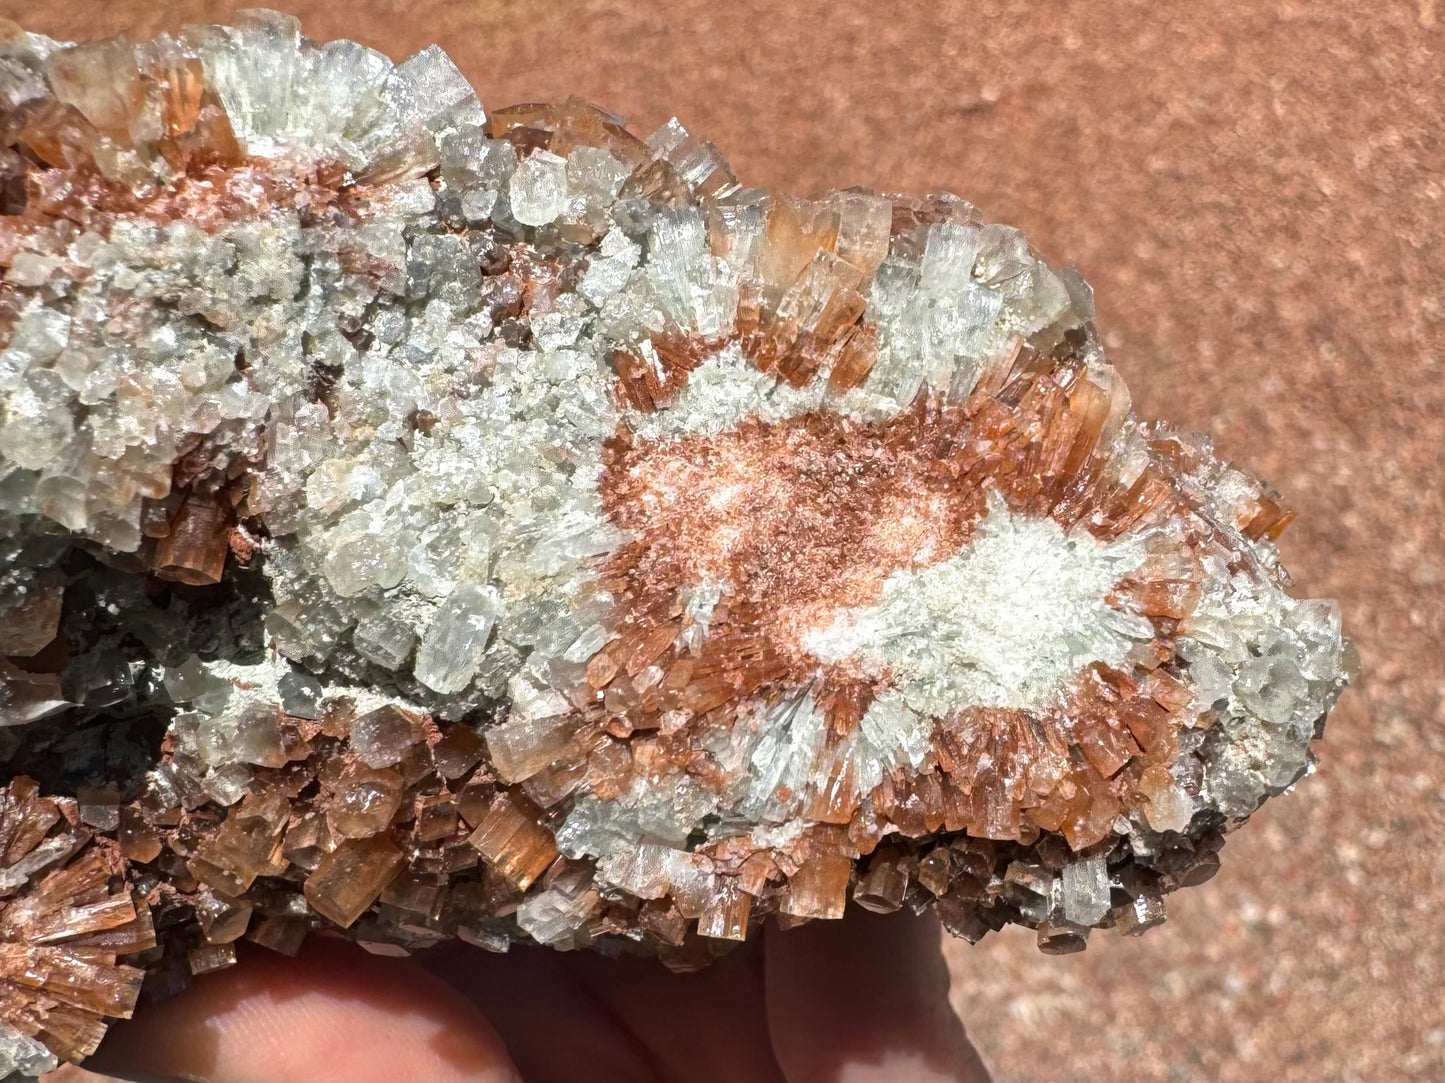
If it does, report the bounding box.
[389,45,485,135]
[326,762,404,838]
[782,853,851,920]
[322,532,406,597]
[353,613,418,670]
[697,877,752,941]
[277,669,324,719]
[1061,854,1110,926]
[212,704,289,769]
[1117,892,1167,936]
[202,763,254,806]
[508,149,568,227]
[1235,655,1310,726]
[515,865,597,948]
[468,794,559,891]
[414,584,502,695]
[0,1022,57,1079]
[350,706,422,768]
[303,835,406,928]
[195,889,254,944]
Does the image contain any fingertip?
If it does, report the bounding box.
[764,907,991,1083]
[90,938,520,1083]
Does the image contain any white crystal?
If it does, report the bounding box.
[322,532,407,597]
[1061,855,1111,925]
[413,584,502,694]
[0,1019,58,1079]
[353,613,418,670]
[390,45,485,134]
[515,866,597,948]
[1142,777,1195,833]
[509,150,569,227]
[802,500,1146,713]
[741,692,827,822]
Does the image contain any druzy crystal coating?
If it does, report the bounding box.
[0,12,1350,1072]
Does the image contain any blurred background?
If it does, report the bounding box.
[2,1,1440,1079]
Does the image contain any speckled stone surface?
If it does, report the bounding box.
[3,2,1437,1080]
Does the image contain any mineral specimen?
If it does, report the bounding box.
[0,11,1351,1072]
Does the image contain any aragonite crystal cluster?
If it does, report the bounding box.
[0,11,1351,1073]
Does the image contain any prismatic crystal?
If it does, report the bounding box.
[0,12,1351,1072]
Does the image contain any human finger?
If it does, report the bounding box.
[764,907,991,1083]
[88,938,520,1083]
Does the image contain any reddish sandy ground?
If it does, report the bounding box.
[3,2,1441,1079]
